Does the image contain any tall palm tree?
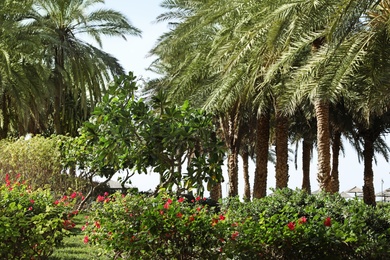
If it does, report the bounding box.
[26,0,141,135]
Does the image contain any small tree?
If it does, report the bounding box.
[64,72,225,207]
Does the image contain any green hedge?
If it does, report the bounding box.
[0,135,87,194]
[83,189,390,259]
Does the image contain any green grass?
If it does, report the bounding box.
[49,213,110,260]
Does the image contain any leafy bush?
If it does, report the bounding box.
[84,189,390,259]
[83,192,225,259]
[0,174,82,259]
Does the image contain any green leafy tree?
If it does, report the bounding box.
[64,73,225,207]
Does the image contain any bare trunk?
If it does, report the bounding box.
[301,138,312,193]
[362,131,376,206]
[227,151,239,197]
[210,183,222,201]
[253,112,270,198]
[275,111,289,189]
[242,149,251,201]
[314,99,331,192]
[330,130,341,193]
[0,92,10,139]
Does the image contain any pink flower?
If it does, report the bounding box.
[97,195,105,202]
[178,197,185,203]
[324,217,332,227]
[28,206,33,211]
[81,226,86,231]
[83,236,89,244]
[287,222,295,231]
[104,192,109,197]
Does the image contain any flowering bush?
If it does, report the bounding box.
[84,189,390,259]
[0,174,81,259]
[83,192,226,259]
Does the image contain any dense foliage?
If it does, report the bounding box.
[0,175,81,259]
[84,189,390,259]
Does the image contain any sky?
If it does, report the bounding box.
[95,1,390,198]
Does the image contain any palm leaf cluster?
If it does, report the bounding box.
[150,0,390,205]
[0,0,141,136]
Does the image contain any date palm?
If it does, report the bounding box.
[26,0,141,135]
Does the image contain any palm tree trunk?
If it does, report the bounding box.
[301,138,312,193]
[242,148,251,201]
[314,99,331,192]
[210,182,222,201]
[330,130,341,193]
[0,92,10,139]
[227,150,239,197]
[362,131,376,206]
[253,111,270,198]
[275,110,289,189]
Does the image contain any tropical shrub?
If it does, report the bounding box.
[84,189,390,259]
[83,192,225,259]
[0,174,82,259]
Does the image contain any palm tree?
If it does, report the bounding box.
[26,0,141,135]
[0,0,50,137]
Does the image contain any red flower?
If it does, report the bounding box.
[5,173,10,187]
[104,192,109,197]
[54,200,59,205]
[28,206,33,211]
[176,212,183,218]
[83,236,89,244]
[81,226,86,231]
[163,202,170,209]
[196,196,201,201]
[287,222,295,231]
[70,192,77,199]
[231,231,239,240]
[30,199,35,204]
[189,216,195,222]
[167,198,173,204]
[62,195,68,201]
[219,215,226,221]
[212,218,219,226]
[159,210,164,215]
[94,221,101,229]
[196,207,201,212]
[299,216,307,224]
[97,195,105,202]
[324,217,332,227]
[178,197,185,203]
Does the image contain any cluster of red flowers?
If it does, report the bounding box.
[287,216,332,231]
[96,192,110,203]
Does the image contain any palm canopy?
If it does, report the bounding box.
[23,0,141,135]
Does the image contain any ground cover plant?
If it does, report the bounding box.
[83,189,390,259]
[0,174,82,259]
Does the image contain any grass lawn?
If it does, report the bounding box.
[49,213,110,260]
